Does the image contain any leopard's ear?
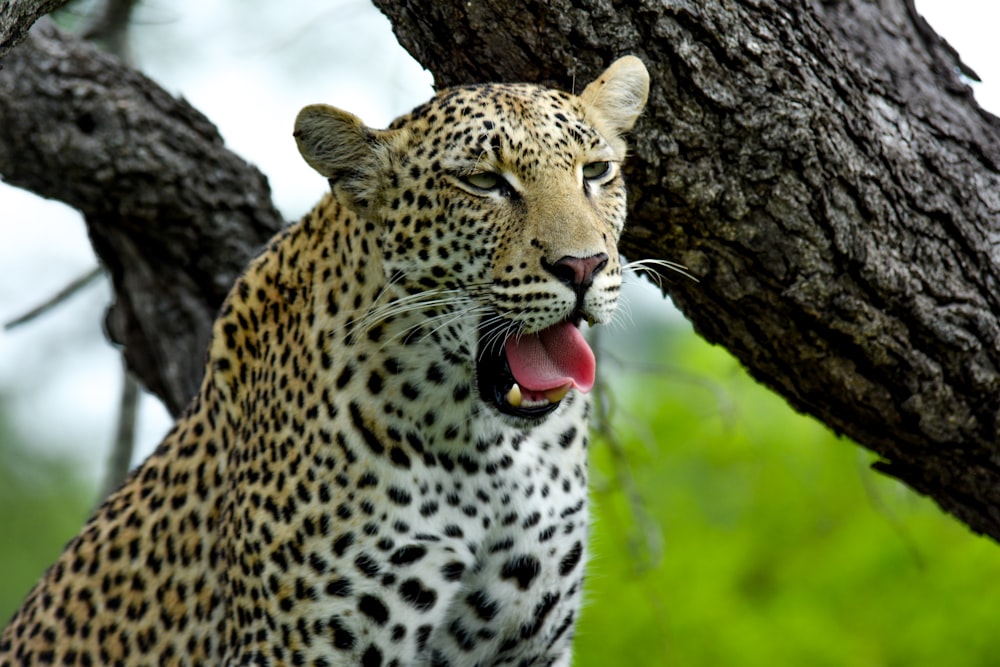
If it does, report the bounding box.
[579,56,650,139]
[294,104,399,212]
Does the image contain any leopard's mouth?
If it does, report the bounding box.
[475,316,596,419]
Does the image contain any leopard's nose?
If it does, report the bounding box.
[543,253,609,296]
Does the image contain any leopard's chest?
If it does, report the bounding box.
[330,393,592,664]
[219,363,592,665]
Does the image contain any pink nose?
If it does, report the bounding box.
[545,253,609,295]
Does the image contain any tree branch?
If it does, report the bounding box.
[374,0,1000,539]
[0,0,67,57]
[0,19,284,414]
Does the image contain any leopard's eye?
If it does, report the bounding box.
[461,171,504,191]
[582,161,612,181]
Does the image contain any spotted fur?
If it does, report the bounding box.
[1,57,649,666]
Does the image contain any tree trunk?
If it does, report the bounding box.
[4,2,1000,540]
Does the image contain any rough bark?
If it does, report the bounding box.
[0,0,65,56]
[0,19,284,415]
[373,0,1000,539]
[4,2,1000,540]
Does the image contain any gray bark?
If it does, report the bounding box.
[0,19,284,415]
[4,2,1000,540]
[0,0,64,56]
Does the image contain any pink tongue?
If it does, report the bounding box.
[505,322,595,394]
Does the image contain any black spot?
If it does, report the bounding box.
[336,364,354,388]
[389,545,428,566]
[547,611,575,650]
[329,616,356,650]
[489,537,513,553]
[389,447,411,469]
[416,624,433,651]
[384,357,402,374]
[399,578,437,611]
[520,591,561,639]
[441,561,466,581]
[558,426,577,449]
[350,401,384,455]
[406,432,425,453]
[387,487,412,506]
[465,590,500,621]
[325,578,352,597]
[501,555,540,590]
[333,533,355,557]
[358,594,389,626]
[448,618,476,652]
[559,541,583,577]
[456,454,479,474]
[355,553,381,578]
[361,643,383,667]
[559,499,585,518]
[426,363,446,384]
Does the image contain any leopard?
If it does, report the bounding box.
[1,55,650,666]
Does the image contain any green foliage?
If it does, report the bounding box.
[576,324,1000,666]
[0,414,94,624]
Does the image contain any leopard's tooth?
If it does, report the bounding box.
[587,316,596,327]
[506,383,523,407]
[544,385,570,403]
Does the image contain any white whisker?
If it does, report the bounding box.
[418,305,491,343]
[477,316,520,361]
[623,258,698,285]
[608,297,635,332]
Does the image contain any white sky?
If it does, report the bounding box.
[0,0,996,483]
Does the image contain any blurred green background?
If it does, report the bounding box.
[2,317,998,666]
[576,320,1000,666]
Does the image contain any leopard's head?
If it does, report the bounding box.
[294,57,649,421]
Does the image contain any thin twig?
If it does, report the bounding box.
[100,363,139,502]
[589,326,665,572]
[857,451,927,569]
[4,267,103,330]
